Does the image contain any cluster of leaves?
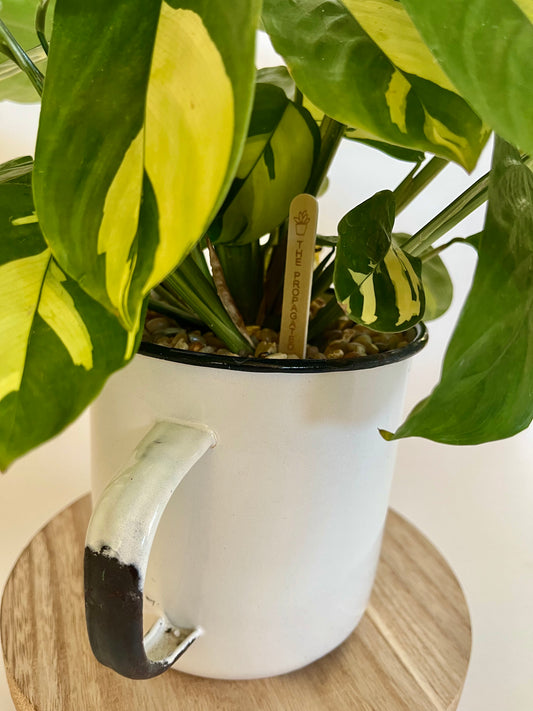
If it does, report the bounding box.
[0,0,532,469]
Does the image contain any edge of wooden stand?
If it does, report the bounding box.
[1,496,471,711]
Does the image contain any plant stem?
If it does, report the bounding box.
[165,256,253,354]
[256,226,287,327]
[306,116,346,197]
[206,239,254,347]
[419,236,478,262]
[405,172,490,257]
[35,0,50,55]
[148,297,203,326]
[0,18,44,96]
[0,45,45,82]
[189,242,211,280]
[393,157,448,214]
[307,297,344,342]
[311,252,335,300]
[214,241,264,325]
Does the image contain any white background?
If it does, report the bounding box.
[0,34,532,710]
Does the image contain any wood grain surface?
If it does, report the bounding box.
[1,496,470,710]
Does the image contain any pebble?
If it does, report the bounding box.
[143,307,417,362]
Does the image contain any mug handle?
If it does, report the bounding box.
[84,420,216,679]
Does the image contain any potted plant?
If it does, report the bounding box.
[0,0,531,683]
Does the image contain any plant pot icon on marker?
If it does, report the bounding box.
[294,210,311,236]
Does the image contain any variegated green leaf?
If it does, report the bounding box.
[395,232,453,321]
[0,159,138,470]
[401,0,533,156]
[262,0,489,170]
[33,0,260,335]
[257,66,425,164]
[389,138,533,444]
[334,191,425,332]
[209,82,320,245]
[344,130,425,164]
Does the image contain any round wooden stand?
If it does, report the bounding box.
[1,496,470,710]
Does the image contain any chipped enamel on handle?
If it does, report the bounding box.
[84,421,216,679]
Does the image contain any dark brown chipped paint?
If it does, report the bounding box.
[84,546,168,679]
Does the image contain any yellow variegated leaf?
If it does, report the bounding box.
[0,249,51,401]
[334,191,425,332]
[262,0,489,169]
[34,0,259,330]
[212,84,319,245]
[0,164,139,469]
[342,0,487,167]
[343,0,457,92]
[143,5,234,290]
[37,260,94,370]
[514,0,533,21]
[92,5,234,330]
[97,131,145,328]
[0,246,112,401]
[399,0,533,156]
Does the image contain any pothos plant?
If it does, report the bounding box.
[0,0,532,470]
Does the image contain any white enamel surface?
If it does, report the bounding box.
[86,421,216,585]
[90,355,412,678]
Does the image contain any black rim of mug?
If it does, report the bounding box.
[138,323,428,373]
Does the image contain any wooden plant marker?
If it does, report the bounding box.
[279,194,319,357]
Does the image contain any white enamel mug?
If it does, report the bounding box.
[85,327,426,680]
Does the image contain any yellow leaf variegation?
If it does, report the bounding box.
[212,83,319,245]
[399,0,533,157]
[143,6,234,287]
[514,0,533,21]
[0,246,100,401]
[385,71,411,134]
[95,6,234,329]
[334,191,425,333]
[97,131,144,329]
[0,162,139,469]
[37,259,94,370]
[343,0,457,93]
[34,0,259,330]
[262,0,489,169]
[342,0,484,166]
[0,249,51,400]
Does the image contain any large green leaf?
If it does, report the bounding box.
[209,82,320,245]
[390,138,533,444]
[33,0,260,333]
[262,0,488,170]
[401,0,533,156]
[334,191,425,332]
[257,66,425,164]
[0,158,138,470]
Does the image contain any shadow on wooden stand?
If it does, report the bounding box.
[1,496,470,710]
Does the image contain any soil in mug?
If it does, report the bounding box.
[143,302,418,362]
